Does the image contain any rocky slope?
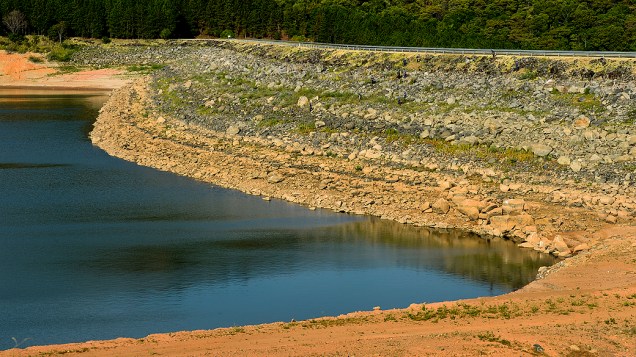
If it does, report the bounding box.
[81,40,635,259]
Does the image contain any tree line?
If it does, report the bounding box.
[1,0,635,51]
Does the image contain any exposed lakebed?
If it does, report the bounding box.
[0,90,554,349]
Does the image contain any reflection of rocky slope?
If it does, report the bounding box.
[87,41,634,259]
[326,221,555,289]
[82,219,553,294]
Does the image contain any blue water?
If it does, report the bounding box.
[0,90,554,349]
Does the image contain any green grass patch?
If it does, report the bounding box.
[381,128,418,146]
[301,317,368,329]
[257,116,287,128]
[47,45,77,62]
[426,139,535,165]
[406,302,528,323]
[126,64,164,73]
[518,70,538,80]
[296,122,316,134]
[621,109,636,126]
[551,91,604,113]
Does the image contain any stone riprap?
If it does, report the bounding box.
[84,41,635,258]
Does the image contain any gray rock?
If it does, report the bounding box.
[267,174,285,184]
[531,143,552,157]
[226,126,241,136]
[557,156,571,166]
[297,96,309,108]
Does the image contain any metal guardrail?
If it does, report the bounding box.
[229,38,636,58]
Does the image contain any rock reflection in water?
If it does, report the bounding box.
[303,220,554,290]
[84,218,553,296]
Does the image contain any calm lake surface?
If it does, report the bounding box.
[0,90,555,349]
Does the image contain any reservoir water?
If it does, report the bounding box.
[0,90,554,349]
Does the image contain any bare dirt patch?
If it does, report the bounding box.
[0,51,129,90]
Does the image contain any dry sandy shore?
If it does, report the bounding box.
[0,51,129,90]
[1,51,635,356]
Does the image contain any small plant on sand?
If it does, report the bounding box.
[384,314,397,322]
[228,326,245,335]
[476,331,511,346]
[27,55,43,63]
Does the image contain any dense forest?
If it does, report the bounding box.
[1,0,635,50]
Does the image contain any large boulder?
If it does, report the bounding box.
[432,198,451,214]
[489,214,534,234]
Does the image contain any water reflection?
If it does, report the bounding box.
[81,220,552,297]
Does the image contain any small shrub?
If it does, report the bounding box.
[296,122,315,134]
[159,28,172,40]
[290,35,309,42]
[518,70,538,80]
[101,36,111,44]
[28,55,43,63]
[47,46,75,62]
[220,29,234,39]
[384,314,397,322]
[8,33,25,43]
[477,331,511,346]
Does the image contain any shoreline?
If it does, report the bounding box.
[2,49,636,355]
